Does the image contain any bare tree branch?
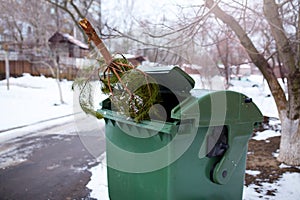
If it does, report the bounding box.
[263,0,296,73]
[205,0,287,112]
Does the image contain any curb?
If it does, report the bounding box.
[0,112,81,133]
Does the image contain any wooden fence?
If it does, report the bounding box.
[0,60,79,80]
[0,55,147,81]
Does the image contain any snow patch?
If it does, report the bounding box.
[246,170,261,176]
[86,153,109,200]
[46,163,61,170]
[279,163,300,170]
[0,141,42,169]
[272,149,280,158]
[243,173,300,200]
[70,165,88,173]
[252,130,281,141]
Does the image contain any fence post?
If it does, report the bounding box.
[4,44,10,90]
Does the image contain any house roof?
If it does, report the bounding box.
[48,31,89,49]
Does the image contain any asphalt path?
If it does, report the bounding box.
[0,117,106,200]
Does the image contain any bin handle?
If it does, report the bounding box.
[212,123,253,185]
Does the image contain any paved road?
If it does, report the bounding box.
[0,117,106,200]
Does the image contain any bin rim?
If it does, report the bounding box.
[171,89,263,125]
[98,108,179,134]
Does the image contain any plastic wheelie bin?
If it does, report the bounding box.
[98,66,263,200]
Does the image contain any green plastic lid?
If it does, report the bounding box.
[138,65,195,94]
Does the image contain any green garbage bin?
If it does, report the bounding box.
[98,66,263,200]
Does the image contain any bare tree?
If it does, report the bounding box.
[0,0,26,47]
[203,0,300,165]
[0,0,70,104]
[132,0,300,165]
[205,26,249,87]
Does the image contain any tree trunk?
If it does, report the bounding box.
[278,72,300,165]
[263,0,300,165]
[278,110,300,165]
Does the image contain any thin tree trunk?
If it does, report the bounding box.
[4,49,10,90]
[55,59,65,104]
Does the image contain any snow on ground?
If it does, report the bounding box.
[245,170,261,176]
[252,130,281,141]
[0,74,80,168]
[243,173,300,200]
[229,75,280,118]
[1,73,300,200]
[86,153,109,200]
[0,73,74,131]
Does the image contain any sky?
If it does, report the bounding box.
[101,0,204,30]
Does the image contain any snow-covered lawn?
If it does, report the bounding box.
[0,74,74,132]
[229,75,280,119]
[1,74,299,200]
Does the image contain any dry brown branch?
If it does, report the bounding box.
[79,18,113,65]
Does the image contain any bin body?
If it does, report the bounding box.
[105,122,248,200]
[98,67,262,200]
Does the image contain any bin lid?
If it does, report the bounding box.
[171,90,263,126]
[138,65,195,94]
